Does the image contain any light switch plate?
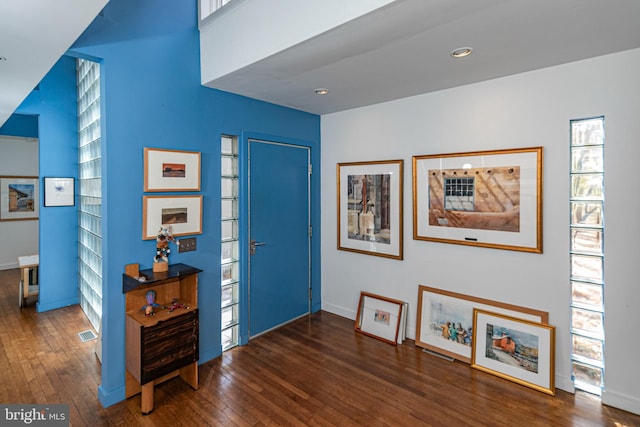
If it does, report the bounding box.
[178,237,197,252]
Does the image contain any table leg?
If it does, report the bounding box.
[141,382,154,415]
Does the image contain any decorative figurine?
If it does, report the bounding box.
[153,225,178,272]
[142,290,161,316]
[166,298,190,313]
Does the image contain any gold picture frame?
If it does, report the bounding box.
[144,147,201,192]
[415,285,548,363]
[354,291,405,346]
[412,147,543,253]
[471,309,556,396]
[337,159,403,260]
[142,195,203,240]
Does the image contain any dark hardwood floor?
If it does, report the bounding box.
[1,268,639,426]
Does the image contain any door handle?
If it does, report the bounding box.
[250,240,267,255]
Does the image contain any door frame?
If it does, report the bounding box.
[237,132,321,346]
[248,138,311,338]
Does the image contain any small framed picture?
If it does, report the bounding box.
[142,195,203,240]
[471,309,556,395]
[354,291,405,345]
[0,176,39,221]
[44,177,75,207]
[144,147,201,192]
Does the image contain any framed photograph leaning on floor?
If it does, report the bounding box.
[471,309,556,395]
[354,291,405,346]
[415,285,548,363]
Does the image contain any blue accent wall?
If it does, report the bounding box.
[0,113,38,138]
[15,56,80,313]
[48,0,320,408]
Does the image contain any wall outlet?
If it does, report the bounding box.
[178,237,197,253]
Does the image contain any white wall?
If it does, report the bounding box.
[321,48,640,415]
[0,136,39,269]
[199,0,395,83]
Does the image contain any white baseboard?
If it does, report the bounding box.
[321,302,356,321]
[602,388,640,416]
[0,262,18,271]
[554,374,575,394]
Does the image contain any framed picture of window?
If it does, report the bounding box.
[337,159,403,260]
[471,309,556,396]
[412,147,543,253]
[0,176,39,221]
[144,147,201,192]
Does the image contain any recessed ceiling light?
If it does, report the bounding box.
[451,47,473,58]
[314,88,329,95]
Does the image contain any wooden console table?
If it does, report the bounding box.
[123,263,201,414]
[18,254,39,308]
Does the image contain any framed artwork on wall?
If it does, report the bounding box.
[144,147,201,192]
[337,159,403,260]
[142,195,203,240]
[44,177,75,207]
[412,146,543,253]
[415,285,548,364]
[471,309,556,396]
[354,291,405,346]
[0,176,39,221]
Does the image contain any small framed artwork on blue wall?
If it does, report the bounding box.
[44,177,75,207]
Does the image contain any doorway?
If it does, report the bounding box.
[248,139,311,338]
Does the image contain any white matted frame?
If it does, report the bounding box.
[44,177,75,207]
[0,176,39,221]
[471,309,556,396]
[415,285,548,363]
[337,159,403,260]
[142,195,203,240]
[354,291,404,346]
[144,147,201,192]
[413,146,543,253]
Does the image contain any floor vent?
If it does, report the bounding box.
[78,330,97,343]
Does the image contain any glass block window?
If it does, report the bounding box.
[570,117,605,395]
[221,135,239,350]
[77,58,102,332]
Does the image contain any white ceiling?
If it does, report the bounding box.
[0,0,109,127]
[205,0,640,115]
[2,0,640,128]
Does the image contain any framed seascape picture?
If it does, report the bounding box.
[337,160,403,260]
[142,195,203,240]
[354,291,405,346]
[44,177,75,207]
[144,147,201,192]
[415,285,548,363]
[0,176,39,221]
[471,309,556,395]
[412,147,543,253]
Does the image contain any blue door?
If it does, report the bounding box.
[248,139,310,338]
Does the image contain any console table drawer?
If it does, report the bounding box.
[140,310,199,384]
